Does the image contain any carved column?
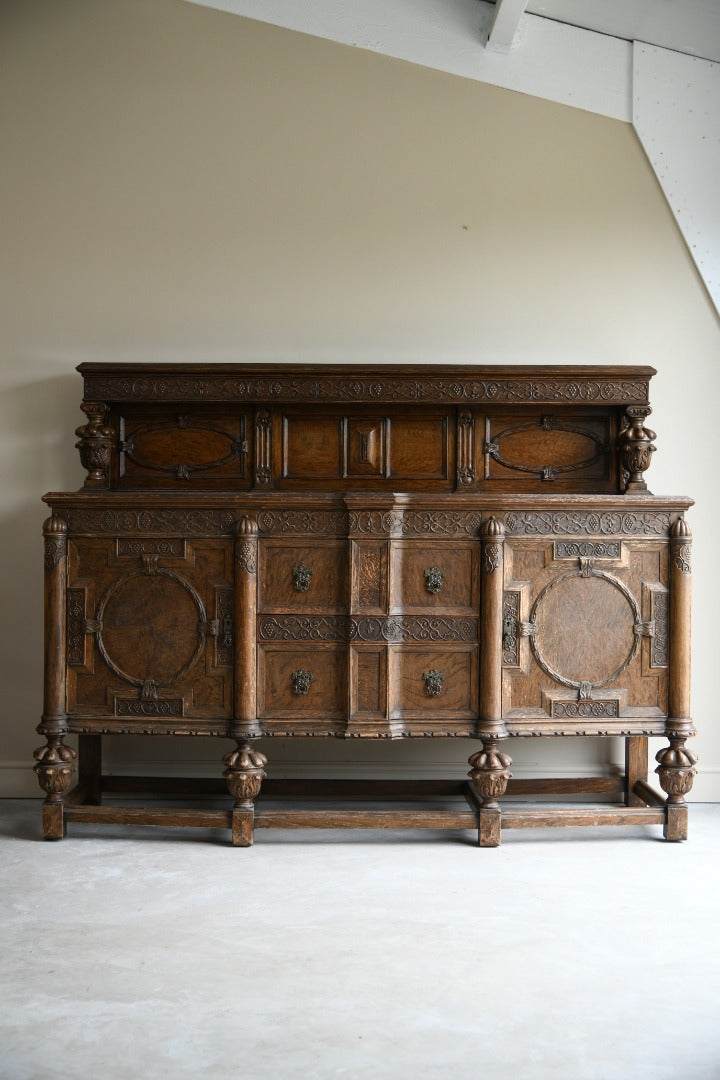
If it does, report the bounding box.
[469,516,512,847]
[36,517,76,839]
[655,518,696,840]
[75,402,114,487]
[619,406,656,492]
[222,742,267,847]
[234,515,260,739]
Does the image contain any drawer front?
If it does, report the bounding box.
[390,542,479,615]
[258,541,347,614]
[257,644,346,720]
[388,645,478,721]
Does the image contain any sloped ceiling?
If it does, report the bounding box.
[184,0,720,314]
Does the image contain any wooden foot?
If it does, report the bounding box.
[34,735,76,841]
[222,742,267,848]
[664,802,688,842]
[231,808,255,847]
[42,802,66,841]
[478,806,502,848]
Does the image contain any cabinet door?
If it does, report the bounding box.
[66,538,233,729]
[502,538,669,734]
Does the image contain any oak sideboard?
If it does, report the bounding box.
[36,364,696,845]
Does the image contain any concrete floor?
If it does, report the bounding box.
[1,800,719,1080]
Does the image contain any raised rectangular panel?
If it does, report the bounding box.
[257,644,346,721]
[388,644,478,722]
[282,413,342,479]
[258,540,347,614]
[349,645,387,722]
[390,541,479,615]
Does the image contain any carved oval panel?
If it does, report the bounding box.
[97,570,205,687]
[531,570,639,689]
[125,421,240,475]
[488,418,606,480]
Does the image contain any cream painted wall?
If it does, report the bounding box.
[1,0,718,798]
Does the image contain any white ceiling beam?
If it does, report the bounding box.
[485,0,529,52]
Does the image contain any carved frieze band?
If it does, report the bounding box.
[257,510,347,536]
[258,615,478,642]
[553,540,620,559]
[61,509,237,535]
[83,374,650,405]
[348,510,482,537]
[504,511,673,536]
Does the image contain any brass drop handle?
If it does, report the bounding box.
[291,669,313,696]
[292,565,313,592]
[424,567,445,594]
[422,669,444,697]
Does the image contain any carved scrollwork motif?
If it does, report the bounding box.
[502,592,520,666]
[551,700,619,718]
[115,698,184,717]
[257,510,346,536]
[61,509,236,535]
[258,615,478,643]
[650,590,669,668]
[554,541,620,559]
[348,510,482,537]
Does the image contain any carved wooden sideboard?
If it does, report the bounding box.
[37,364,696,845]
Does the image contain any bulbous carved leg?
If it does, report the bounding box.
[655,736,697,841]
[33,737,77,840]
[223,742,267,847]
[468,741,512,848]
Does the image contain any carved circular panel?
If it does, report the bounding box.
[530,570,639,691]
[96,570,206,688]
